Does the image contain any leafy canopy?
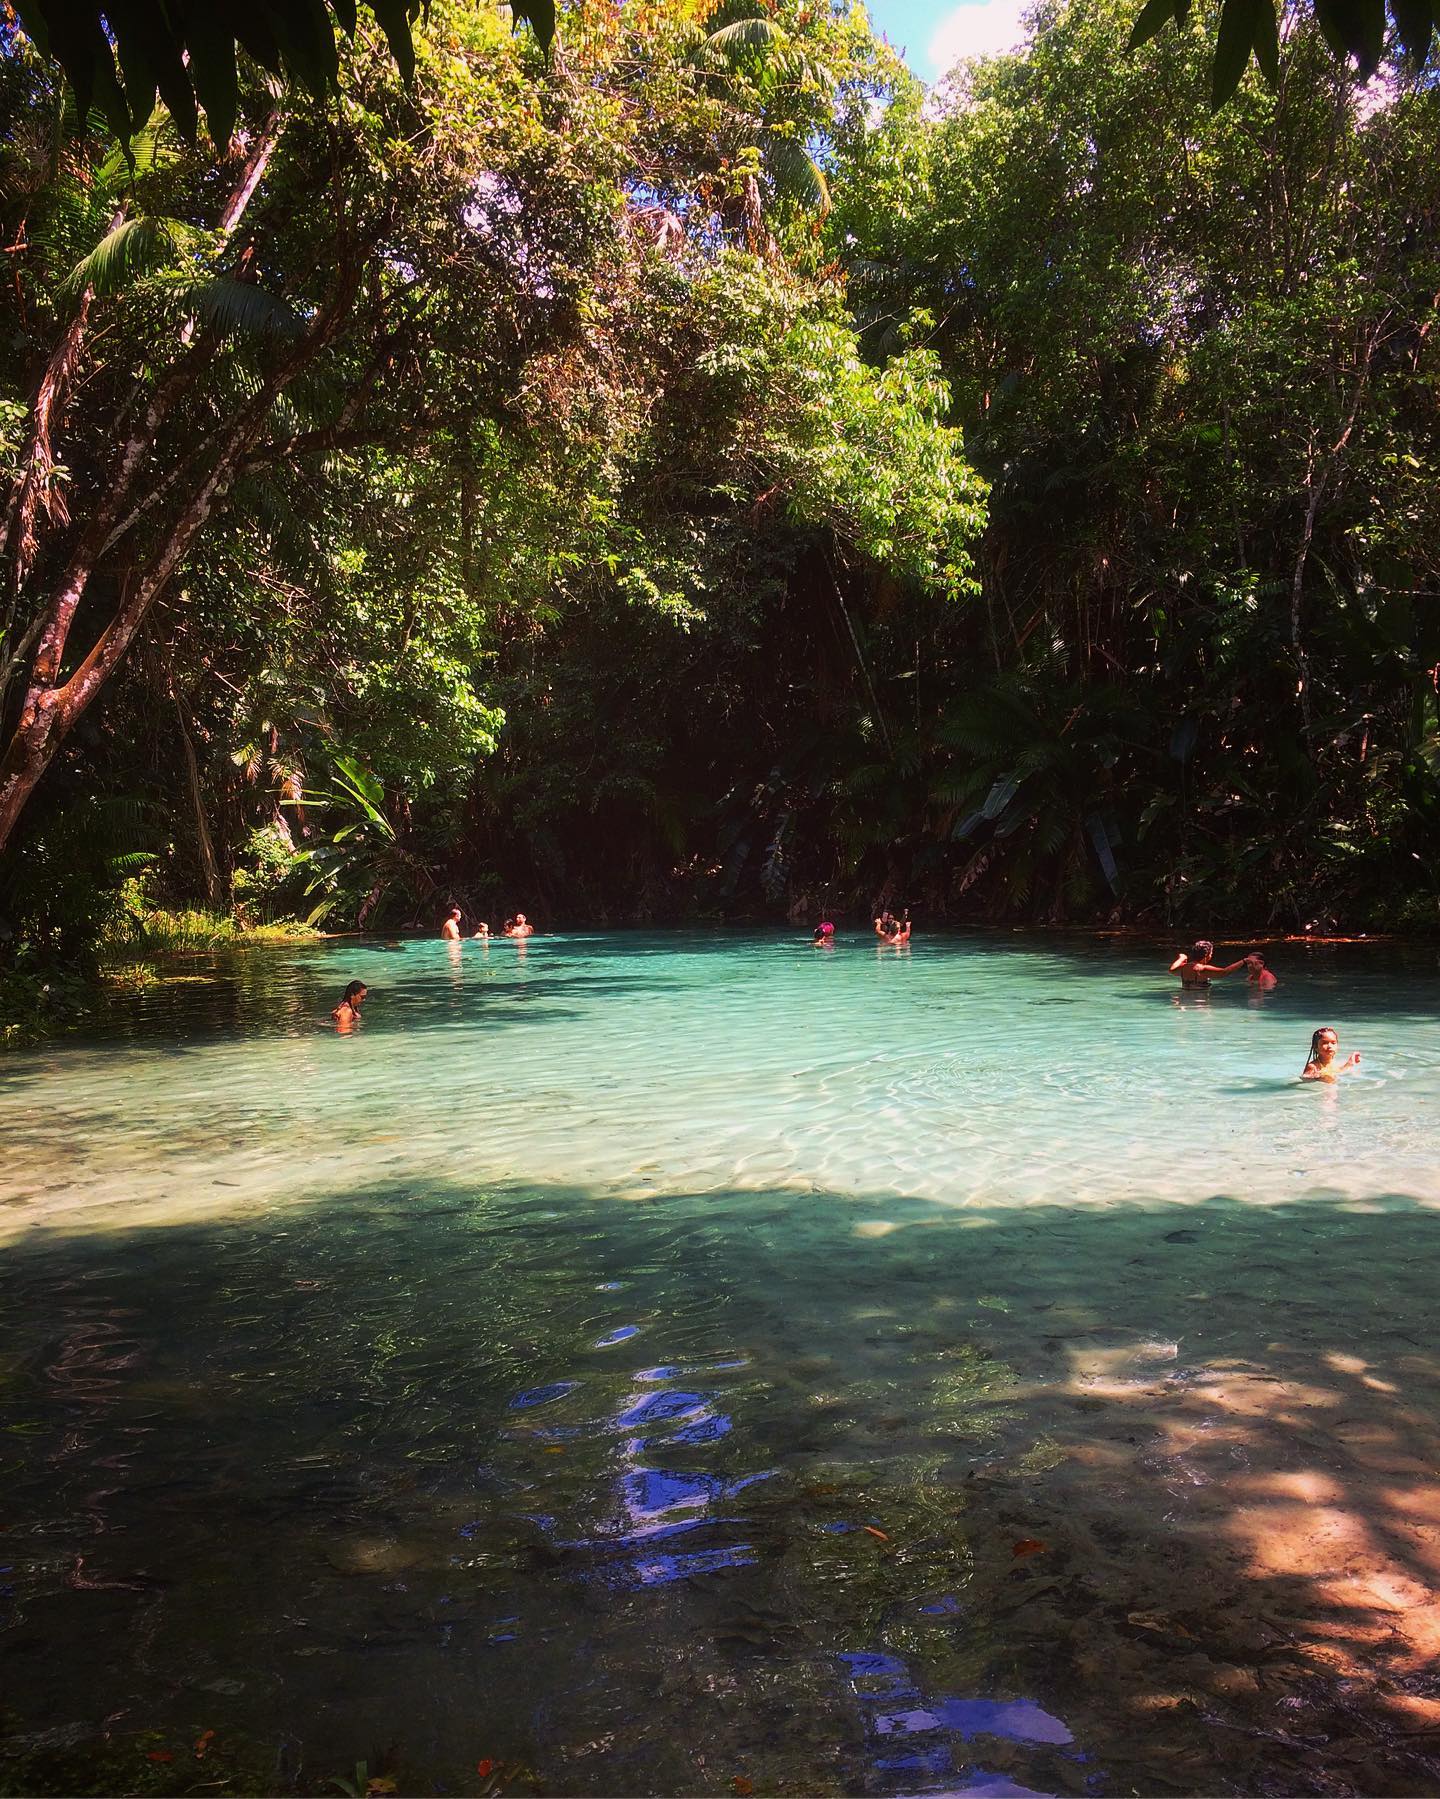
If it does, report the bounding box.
[7,0,555,149]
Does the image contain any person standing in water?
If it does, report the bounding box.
[331,981,368,1030]
[1169,940,1244,987]
[812,922,836,946]
[506,912,535,938]
[1302,1028,1360,1081]
[472,921,491,940]
[441,907,463,940]
[876,911,911,946]
[1245,952,1278,990]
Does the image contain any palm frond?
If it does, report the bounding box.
[59,214,201,300]
[161,273,305,339]
[762,133,830,212]
[707,16,789,54]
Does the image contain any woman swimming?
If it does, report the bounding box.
[331,981,368,1030]
[1301,1027,1360,1082]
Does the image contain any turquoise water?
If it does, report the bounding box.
[3,930,1440,1795]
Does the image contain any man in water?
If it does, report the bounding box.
[1168,940,1243,987]
[331,981,368,1030]
[472,921,491,940]
[507,913,535,938]
[1245,952,1278,990]
[874,909,898,940]
[441,907,463,940]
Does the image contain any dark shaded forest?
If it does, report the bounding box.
[2,0,1439,1008]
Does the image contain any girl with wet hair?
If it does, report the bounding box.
[1302,1027,1360,1081]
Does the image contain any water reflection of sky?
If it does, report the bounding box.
[507,1347,771,1593]
[499,1327,1094,1793]
[841,1645,1090,1795]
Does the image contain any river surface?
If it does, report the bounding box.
[3,930,1440,1796]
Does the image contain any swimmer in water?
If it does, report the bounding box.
[472,921,491,940]
[331,981,368,1030]
[1245,952,1278,990]
[812,922,836,946]
[506,912,534,938]
[441,907,462,940]
[1302,1027,1360,1082]
[874,909,897,940]
[1168,939,1243,987]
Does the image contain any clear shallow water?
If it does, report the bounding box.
[3,931,1440,1796]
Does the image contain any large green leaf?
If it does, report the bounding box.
[1127,0,1187,49]
[13,2,556,150]
[1211,0,1260,105]
[1388,0,1439,59]
[1133,0,1440,94]
[58,215,194,300]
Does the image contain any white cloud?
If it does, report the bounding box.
[927,0,1031,75]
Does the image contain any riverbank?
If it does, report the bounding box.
[0,910,320,1049]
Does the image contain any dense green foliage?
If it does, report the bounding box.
[11,0,556,146]
[2,0,1438,1009]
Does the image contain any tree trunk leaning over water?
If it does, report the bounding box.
[0,112,384,856]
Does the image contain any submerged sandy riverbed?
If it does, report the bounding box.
[2,932,1439,1793]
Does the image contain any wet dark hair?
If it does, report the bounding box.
[342,981,367,1003]
[1305,1026,1337,1072]
[1191,940,1214,961]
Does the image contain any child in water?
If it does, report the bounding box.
[1302,1027,1360,1081]
[1245,952,1278,990]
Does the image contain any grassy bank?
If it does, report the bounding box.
[1,909,320,1050]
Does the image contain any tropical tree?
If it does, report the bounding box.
[5,0,554,147]
[0,6,567,852]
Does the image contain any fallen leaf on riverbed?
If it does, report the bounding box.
[863,1526,890,1542]
[1127,1611,1196,1639]
[543,1447,566,1455]
[732,1779,755,1795]
[365,1781,397,1796]
[194,1729,215,1759]
[147,1751,173,1763]
[476,1760,496,1778]
[1011,1538,1046,1557]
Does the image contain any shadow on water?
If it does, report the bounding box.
[3,1180,1440,1795]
